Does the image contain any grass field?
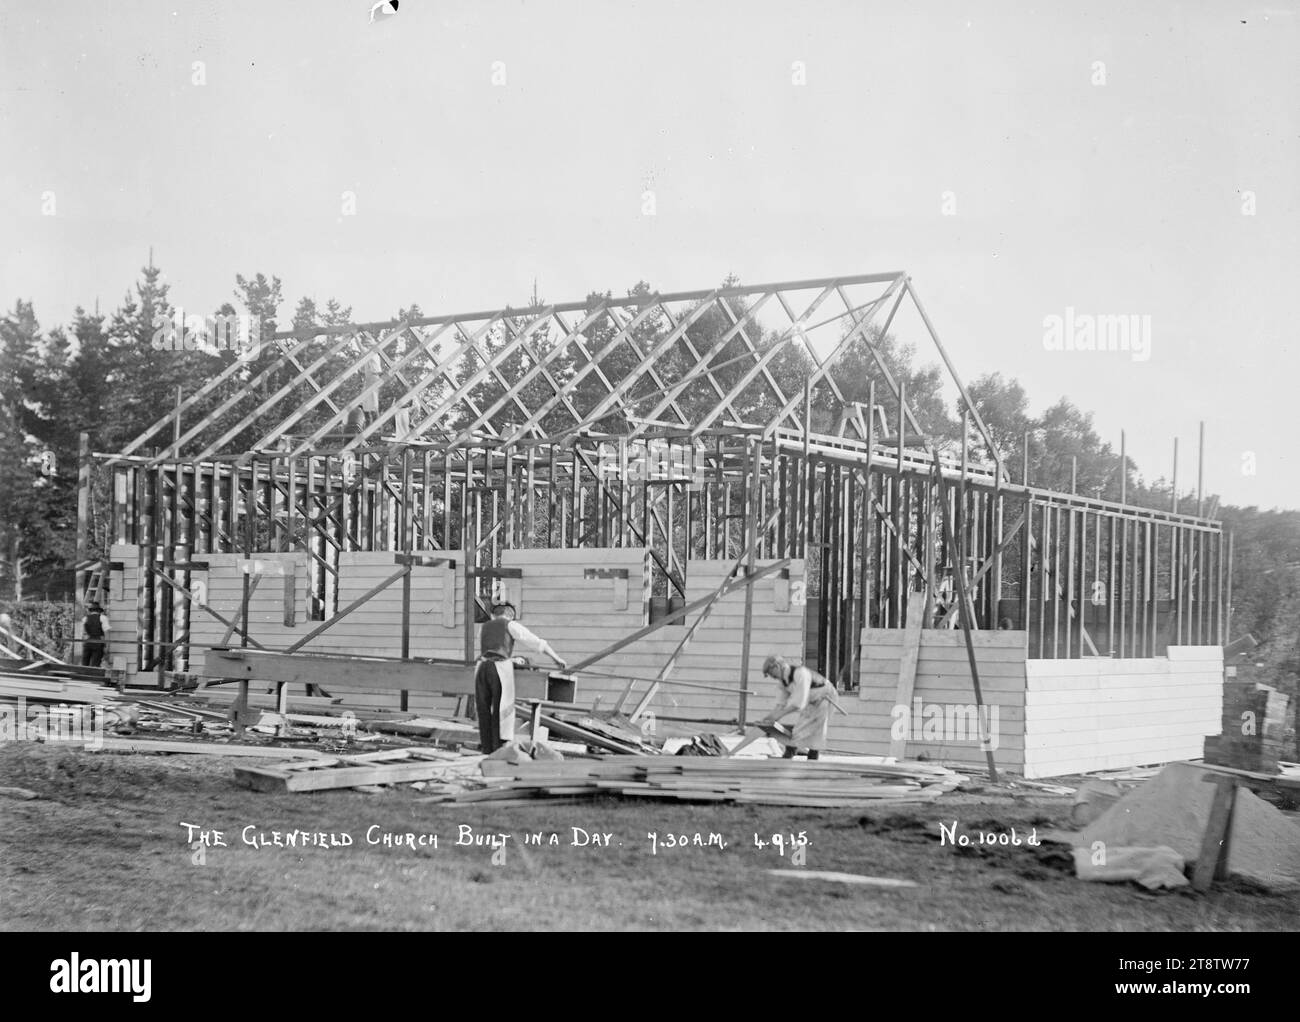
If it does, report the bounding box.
[2,742,1297,931]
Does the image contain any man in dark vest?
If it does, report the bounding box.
[81,601,111,667]
[475,602,567,754]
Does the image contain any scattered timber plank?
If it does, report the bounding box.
[439,754,965,807]
[74,737,331,759]
[235,759,475,793]
[366,717,478,741]
[191,689,342,713]
[0,673,113,704]
[767,870,918,888]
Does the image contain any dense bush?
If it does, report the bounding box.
[0,599,76,661]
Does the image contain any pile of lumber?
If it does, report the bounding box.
[234,747,483,793]
[535,711,657,754]
[189,686,343,715]
[0,669,113,705]
[421,755,967,808]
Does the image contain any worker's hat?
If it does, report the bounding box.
[490,601,517,617]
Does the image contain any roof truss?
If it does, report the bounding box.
[121,272,1003,477]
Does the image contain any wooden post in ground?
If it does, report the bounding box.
[76,432,91,609]
[1197,421,1205,517]
[738,439,760,727]
[1192,774,1237,892]
[853,380,875,689]
[172,385,182,458]
[1172,437,1179,513]
[400,562,412,711]
[1120,431,1127,506]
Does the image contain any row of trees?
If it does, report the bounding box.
[0,265,366,598]
[1,262,1296,680]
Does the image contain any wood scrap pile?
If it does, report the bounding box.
[0,663,115,705]
[419,755,967,808]
[534,710,657,754]
[0,674,112,705]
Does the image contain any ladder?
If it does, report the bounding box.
[83,563,106,606]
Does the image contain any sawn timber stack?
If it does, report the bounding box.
[426,755,966,808]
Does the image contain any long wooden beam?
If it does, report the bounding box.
[265,273,908,341]
[569,558,789,673]
[628,503,786,722]
[147,566,266,651]
[283,567,408,654]
[204,647,560,699]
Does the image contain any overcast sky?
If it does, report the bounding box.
[1,0,1296,509]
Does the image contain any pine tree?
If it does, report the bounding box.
[0,301,63,598]
[103,263,184,452]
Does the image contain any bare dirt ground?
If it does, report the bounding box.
[2,742,1296,932]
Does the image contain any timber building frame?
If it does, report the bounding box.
[79,272,1228,687]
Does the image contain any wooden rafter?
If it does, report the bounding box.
[189,329,377,462]
[292,321,462,454]
[629,290,777,438]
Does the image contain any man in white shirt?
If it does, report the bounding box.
[758,654,833,760]
[474,602,567,753]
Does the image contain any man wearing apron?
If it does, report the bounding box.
[758,654,834,760]
[475,602,568,754]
